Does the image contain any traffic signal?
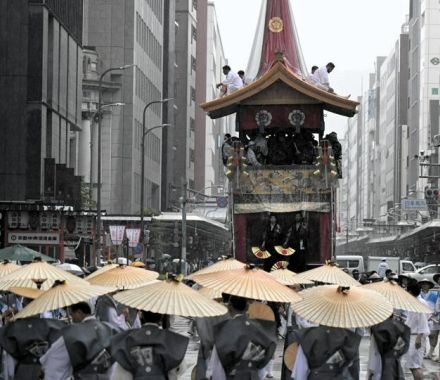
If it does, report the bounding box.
[425,188,439,200]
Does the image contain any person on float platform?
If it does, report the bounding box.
[312,62,335,93]
[216,65,243,96]
[306,66,319,85]
[110,310,189,380]
[40,302,117,380]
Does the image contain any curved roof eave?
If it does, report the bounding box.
[200,61,359,119]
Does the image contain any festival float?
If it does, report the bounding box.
[201,0,359,271]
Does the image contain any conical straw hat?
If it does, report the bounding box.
[248,303,275,321]
[87,265,159,289]
[0,261,88,291]
[363,280,432,313]
[85,263,119,280]
[0,261,20,276]
[14,280,114,319]
[9,287,44,299]
[114,277,228,317]
[194,265,302,303]
[251,247,271,259]
[187,257,245,280]
[130,261,146,268]
[198,286,222,300]
[291,262,360,287]
[271,268,313,286]
[291,285,393,328]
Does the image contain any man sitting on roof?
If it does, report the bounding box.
[312,62,335,93]
[217,65,243,96]
[306,65,319,85]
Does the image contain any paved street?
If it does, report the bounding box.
[171,317,440,380]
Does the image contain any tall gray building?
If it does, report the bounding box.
[194,1,234,196]
[83,0,164,214]
[0,0,83,204]
[173,0,197,191]
[161,0,178,211]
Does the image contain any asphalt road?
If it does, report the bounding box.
[170,316,440,380]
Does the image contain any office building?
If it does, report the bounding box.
[0,0,83,205]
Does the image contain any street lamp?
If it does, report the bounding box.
[96,64,135,265]
[139,98,174,243]
[89,102,125,201]
[140,123,172,258]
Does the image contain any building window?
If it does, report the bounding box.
[191,25,197,42]
[190,86,196,103]
[190,117,195,133]
[191,56,197,72]
[192,0,197,11]
[135,67,162,118]
[147,0,163,24]
[190,148,195,163]
[432,88,439,95]
[136,12,163,69]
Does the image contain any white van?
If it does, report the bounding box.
[335,255,365,274]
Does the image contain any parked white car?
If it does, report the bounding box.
[404,264,440,283]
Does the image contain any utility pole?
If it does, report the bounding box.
[180,181,187,274]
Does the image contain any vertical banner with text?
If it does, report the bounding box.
[126,228,141,248]
[109,225,126,246]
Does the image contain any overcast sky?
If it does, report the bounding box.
[214,0,410,136]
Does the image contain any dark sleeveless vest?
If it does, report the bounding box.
[0,317,65,380]
[371,318,410,380]
[111,323,189,380]
[295,326,361,380]
[63,318,116,380]
[214,315,277,380]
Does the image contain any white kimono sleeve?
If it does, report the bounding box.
[291,345,309,380]
[367,335,382,380]
[40,337,73,380]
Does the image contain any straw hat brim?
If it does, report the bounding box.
[363,281,433,313]
[247,303,275,321]
[14,283,114,319]
[270,269,313,286]
[0,263,21,276]
[114,280,228,317]
[85,264,120,280]
[284,343,299,371]
[193,267,302,303]
[9,287,44,299]
[291,264,361,287]
[0,262,88,291]
[198,286,223,300]
[130,262,146,268]
[87,266,159,289]
[291,285,393,328]
[186,258,245,280]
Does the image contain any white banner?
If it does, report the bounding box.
[109,225,126,246]
[126,228,141,248]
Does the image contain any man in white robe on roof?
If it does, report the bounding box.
[312,62,335,93]
[217,65,243,96]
